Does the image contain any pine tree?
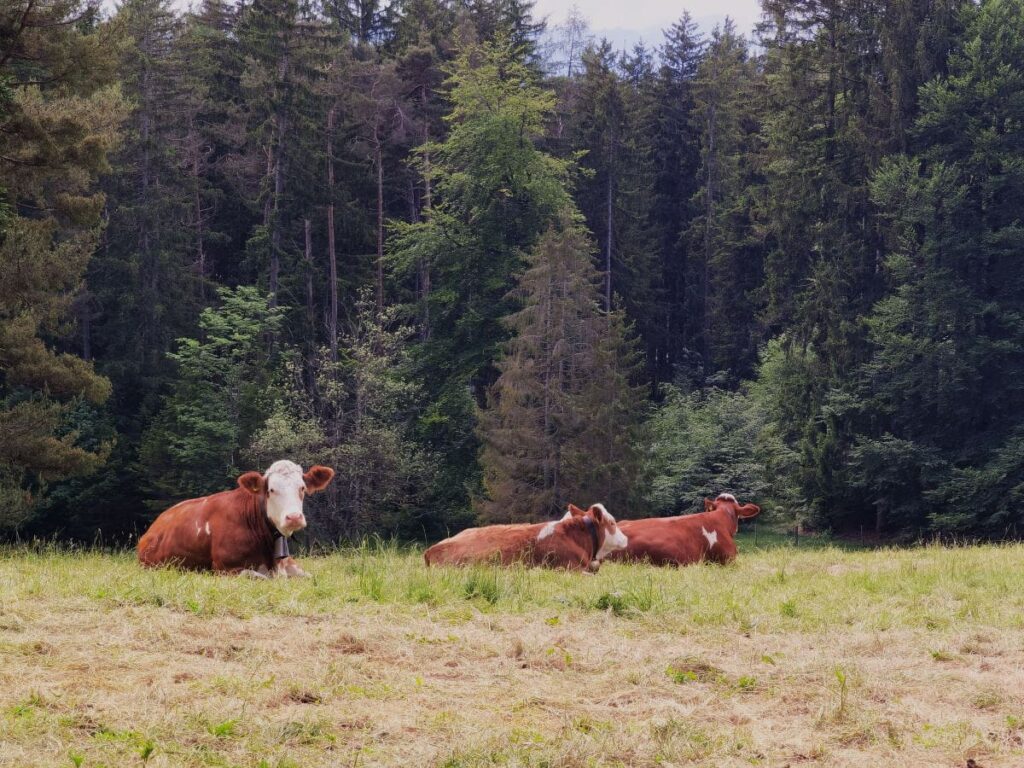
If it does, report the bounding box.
[99,0,195,372]
[0,0,127,528]
[477,213,644,522]
[176,0,246,296]
[236,0,328,308]
[564,41,659,380]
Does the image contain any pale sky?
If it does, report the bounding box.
[119,0,763,48]
[532,0,762,38]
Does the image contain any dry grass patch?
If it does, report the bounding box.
[1,539,1024,766]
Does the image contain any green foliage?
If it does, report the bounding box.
[645,386,766,515]
[141,287,283,504]
[852,0,1024,536]
[247,296,437,540]
[0,0,127,529]
[7,0,1024,543]
[390,36,576,521]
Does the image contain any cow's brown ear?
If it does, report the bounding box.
[738,503,761,519]
[304,465,335,494]
[567,503,586,517]
[238,472,264,495]
[704,498,715,512]
[587,504,604,522]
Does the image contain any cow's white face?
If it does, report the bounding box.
[238,461,335,538]
[591,504,628,560]
[265,460,309,536]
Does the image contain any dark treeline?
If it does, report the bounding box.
[2,0,1023,543]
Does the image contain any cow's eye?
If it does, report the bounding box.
[269,488,275,494]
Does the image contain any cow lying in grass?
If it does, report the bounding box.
[607,493,760,566]
[137,460,335,578]
[424,503,628,571]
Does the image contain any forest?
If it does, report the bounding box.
[2,0,1023,544]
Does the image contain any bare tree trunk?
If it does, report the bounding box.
[605,170,613,317]
[269,125,285,307]
[419,88,432,339]
[541,266,554,510]
[326,102,339,361]
[304,217,316,392]
[304,218,314,331]
[267,52,290,308]
[375,135,384,312]
[703,95,716,366]
[138,40,157,364]
[190,115,206,303]
[81,300,91,360]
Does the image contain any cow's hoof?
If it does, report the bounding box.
[586,560,601,573]
[240,568,270,580]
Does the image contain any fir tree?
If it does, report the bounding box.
[648,13,703,383]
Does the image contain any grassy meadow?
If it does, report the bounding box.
[2,535,1024,767]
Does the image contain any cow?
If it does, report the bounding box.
[137,460,335,578]
[607,493,761,566]
[423,503,628,571]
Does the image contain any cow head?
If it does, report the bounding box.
[237,460,335,537]
[704,493,761,533]
[567,502,628,560]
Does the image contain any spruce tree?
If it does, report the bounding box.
[648,13,703,383]
[858,0,1024,536]
[685,19,763,378]
[389,37,574,520]
[477,213,644,522]
[140,287,284,505]
[755,0,967,530]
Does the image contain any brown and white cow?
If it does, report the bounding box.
[607,493,761,566]
[137,460,335,578]
[423,503,628,570]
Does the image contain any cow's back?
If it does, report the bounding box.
[138,490,248,570]
[424,524,542,566]
[611,516,721,566]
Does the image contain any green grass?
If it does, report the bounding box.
[2,539,1024,767]
[3,537,1023,631]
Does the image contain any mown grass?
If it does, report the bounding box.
[2,537,1024,766]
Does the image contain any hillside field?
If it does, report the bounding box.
[1,536,1024,767]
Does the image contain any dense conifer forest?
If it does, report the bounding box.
[2,0,1023,543]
